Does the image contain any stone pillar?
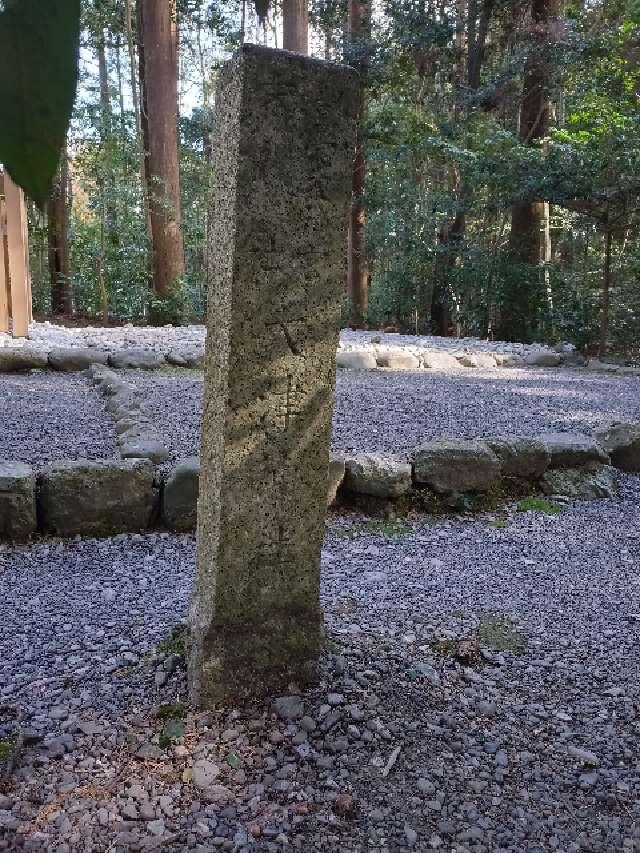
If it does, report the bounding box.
[189,45,359,706]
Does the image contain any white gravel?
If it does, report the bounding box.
[124,366,640,463]
[1,477,640,850]
[1,322,560,360]
[0,373,118,467]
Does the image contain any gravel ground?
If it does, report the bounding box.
[1,475,640,851]
[124,367,640,462]
[1,323,549,358]
[0,373,118,467]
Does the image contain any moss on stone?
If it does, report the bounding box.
[478,616,526,654]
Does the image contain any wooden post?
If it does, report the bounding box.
[21,193,33,323]
[0,174,9,333]
[4,173,30,338]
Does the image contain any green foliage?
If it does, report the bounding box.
[0,0,81,206]
[149,277,192,326]
[478,616,526,654]
[159,717,186,748]
[516,497,562,515]
[157,702,186,720]
[0,737,16,764]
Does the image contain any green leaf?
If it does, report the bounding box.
[159,718,185,748]
[225,751,241,768]
[0,0,81,206]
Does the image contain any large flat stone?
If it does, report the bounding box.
[162,458,199,531]
[108,349,165,370]
[344,453,412,498]
[594,422,640,472]
[542,464,618,500]
[420,351,460,370]
[376,349,420,370]
[336,350,377,370]
[0,348,48,372]
[524,349,561,367]
[413,438,501,494]
[166,349,205,368]
[538,432,609,469]
[0,461,36,541]
[48,348,109,371]
[38,459,156,537]
[120,438,170,464]
[486,437,549,480]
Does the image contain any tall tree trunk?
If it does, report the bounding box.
[47,149,72,317]
[138,0,184,307]
[347,0,370,329]
[429,0,494,335]
[600,225,612,358]
[500,0,562,342]
[283,0,308,53]
[126,0,153,254]
[96,31,118,234]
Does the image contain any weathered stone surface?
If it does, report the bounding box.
[376,349,420,370]
[48,347,109,371]
[336,350,377,370]
[542,464,618,500]
[343,453,412,498]
[120,439,170,464]
[456,352,496,369]
[166,349,205,368]
[327,455,345,507]
[486,437,550,480]
[38,459,155,536]
[108,349,165,370]
[559,352,587,367]
[189,46,359,706]
[162,458,200,531]
[413,438,501,494]
[524,349,561,367]
[0,348,48,372]
[421,351,460,371]
[538,432,609,469]
[104,391,141,417]
[0,462,36,541]
[594,422,640,472]
[494,353,525,368]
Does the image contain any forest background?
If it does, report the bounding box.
[26,0,640,356]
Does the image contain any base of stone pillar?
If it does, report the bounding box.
[190,607,323,705]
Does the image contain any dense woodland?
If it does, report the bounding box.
[27,0,640,354]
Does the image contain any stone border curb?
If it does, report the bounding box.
[2,423,639,542]
[3,342,638,375]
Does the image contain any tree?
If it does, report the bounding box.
[47,148,72,317]
[283,0,308,52]
[138,0,185,314]
[499,0,564,342]
[347,0,370,329]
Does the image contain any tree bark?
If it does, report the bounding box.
[47,149,72,317]
[126,0,153,253]
[283,0,308,53]
[429,0,495,335]
[500,0,562,341]
[138,0,185,305]
[347,0,370,329]
[600,226,612,358]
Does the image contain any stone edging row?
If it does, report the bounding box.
[2,413,639,542]
[1,342,637,376]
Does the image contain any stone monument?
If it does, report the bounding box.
[189,45,359,705]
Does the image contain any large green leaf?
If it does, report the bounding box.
[0,0,81,207]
